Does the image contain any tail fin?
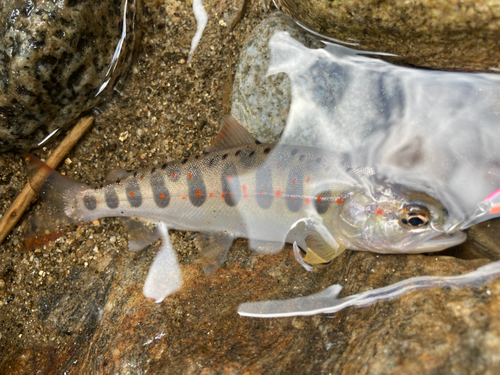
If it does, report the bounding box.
[21,154,87,251]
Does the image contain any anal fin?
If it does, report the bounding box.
[196,232,234,274]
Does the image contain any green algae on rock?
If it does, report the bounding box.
[0,0,141,152]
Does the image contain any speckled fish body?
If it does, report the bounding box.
[24,116,466,308]
[68,143,360,246]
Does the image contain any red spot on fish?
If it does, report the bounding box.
[305,197,311,205]
[306,177,310,183]
[264,201,268,205]
[277,163,281,168]
[172,173,176,178]
[317,195,322,201]
[290,197,295,201]
[140,175,144,180]
[376,208,383,215]
[292,179,296,184]
[159,193,166,199]
[221,194,226,198]
[228,174,232,182]
[209,192,214,198]
[115,201,118,205]
[188,173,193,179]
[336,197,344,204]
[229,192,233,197]
[182,196,186,200]
[242,184,248,198]
[259,190,264,195]
[130,191,135,197]
[196,189,203,198]
[275,190,282,197]
[97,201,100,204]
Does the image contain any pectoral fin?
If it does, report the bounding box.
[196,232,234,274]
[302,233,345,265]
[288,219,345,266]
[292,242,313,271]
[143,222,182,303]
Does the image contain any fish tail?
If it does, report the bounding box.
[21,153,87,251]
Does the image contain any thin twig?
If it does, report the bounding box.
[230,0,249,30]
[0,116,94,245]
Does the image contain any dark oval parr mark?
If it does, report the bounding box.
[187,166,206,207]
[105,187,119,209]
[150,174,170,208]
[221,162,241,207]
[255,163,273,209]
[83,193,97,210]
[286,167,303,212]
[126,180,142,207]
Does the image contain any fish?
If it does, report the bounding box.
[22,115,468,314]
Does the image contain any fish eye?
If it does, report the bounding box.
[399,203,431,229]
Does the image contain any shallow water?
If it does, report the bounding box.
[267,31,500,228]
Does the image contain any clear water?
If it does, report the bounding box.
[268,31,500,230]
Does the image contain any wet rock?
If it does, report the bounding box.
[1,240,500,373]
[231,12,321,143]
[275,0,500,72]
[0,0,140,152]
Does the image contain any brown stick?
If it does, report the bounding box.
[230,0,249,31]
[0,116,94,245]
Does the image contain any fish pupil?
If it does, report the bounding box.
[408,216,425,226]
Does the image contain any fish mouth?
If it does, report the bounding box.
[412,231,467,253]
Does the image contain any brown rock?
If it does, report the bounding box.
[275,0,500,72]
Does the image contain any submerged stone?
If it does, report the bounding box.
[0,0,141,151]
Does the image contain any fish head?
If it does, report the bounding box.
[336,185,466,253]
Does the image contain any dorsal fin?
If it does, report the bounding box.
[208,115,258,151]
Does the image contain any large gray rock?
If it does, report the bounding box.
[231,12,322,143]
[0,0,140,151]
